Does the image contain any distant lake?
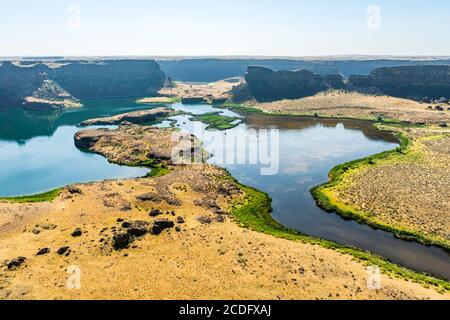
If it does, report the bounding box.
[0,99,150,197]
[1,99,449,280]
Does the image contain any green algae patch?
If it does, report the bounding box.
[191,112,241,130]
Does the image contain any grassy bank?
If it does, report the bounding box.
[221,102,412,125]
[0,189,62,203]
[311,126,450,252]
[230,177,450,293]
[222,102,449,250]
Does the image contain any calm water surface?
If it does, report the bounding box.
[0,99,150,196]
[165,103,450,280]
[1,100,449,279]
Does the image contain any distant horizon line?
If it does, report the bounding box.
[1,54,450,61]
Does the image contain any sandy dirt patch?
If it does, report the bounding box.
[159,78,243,100]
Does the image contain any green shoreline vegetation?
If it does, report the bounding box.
[311,126,450,253]
[2,104,449,291]
[221,102,450,251]
[229,178,450,293]
[0,189,62,203]
[220,102,411,125]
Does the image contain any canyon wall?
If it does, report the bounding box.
[0,60,166,110]
[244,65,450,102]
[158,58,450,82]
[244,66,344,102]
[348,65,450,100]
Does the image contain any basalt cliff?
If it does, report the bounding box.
[0,60,166,110]
[242,65,450,102]
[348,65,450,100]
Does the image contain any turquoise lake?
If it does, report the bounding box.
[1,99,449,279]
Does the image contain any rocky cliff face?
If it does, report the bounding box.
[158,58,450,82]
[0,62,48,107]
[0,60,166,110]
[244,66,344,102]
[243,65,450,102]
[348,65,450,100]
[52,60,166,99]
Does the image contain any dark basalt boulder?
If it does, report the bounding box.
[67,186,82,194]
[112,233,131,250]
[71,228,83,237]
[7,257,27,270]
[126,221,149,237]
[149,209,163,217]
[36,248,50,256]
[150,219,175,235]
[137,193,162,203]
[176,216,185,224]
[197,216,213,224]
[57,246,70,256]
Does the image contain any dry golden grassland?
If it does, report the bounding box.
[159,78,243,100]
[316,125,450,249]
[253,91,450,125]
[1,164,448,300]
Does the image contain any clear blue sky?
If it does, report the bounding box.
[1,0,449,56]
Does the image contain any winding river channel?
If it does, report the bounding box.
[1,99,449,280]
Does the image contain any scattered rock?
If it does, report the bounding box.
[57,246,70,256]
[197,216,212,224]
[36,248,50,256]
[137,193,162,203]
[127,221,149,237]
[122,221,131,228]
[150,219,175,235]
[112,233,131,250]
[149,209,163,217]
[105,192,119,198]
[120,203,132,211]
[214,215,225,223]
[41,223,57,230]
[7,257,26,270]
[71,228,83,237]
[67,186,82,195]
[176,216,185,224]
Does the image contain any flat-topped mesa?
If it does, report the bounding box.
[348,65,450,100]
[80,107,173,126]
[74,125,207,166]
[244,66,344,102]
[0,60,166,110]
